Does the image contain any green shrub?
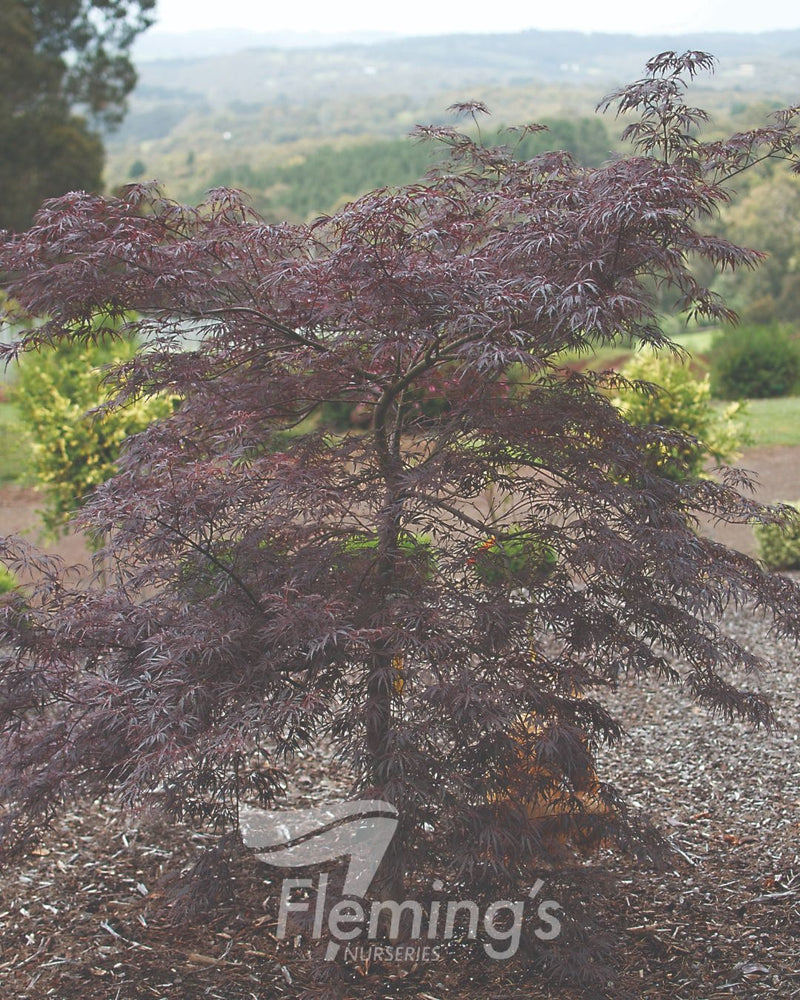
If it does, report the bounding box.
[0,565,18,594]
[613,351,746,480]
[709,323,800,399]
[469,530,557,587]
[319,399,355,430]
[753,502,800,570]
[12,316,173,538]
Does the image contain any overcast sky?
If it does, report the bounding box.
[151,0,799,37]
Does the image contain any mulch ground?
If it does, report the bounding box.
[0,646,797,1000]
[1,449,800,999]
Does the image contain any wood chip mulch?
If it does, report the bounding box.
[1,585,799,999]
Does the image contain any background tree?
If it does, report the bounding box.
[1,53,800,976]
[199,118,614,223]
[714,169,800,321]
[0,0,155,231]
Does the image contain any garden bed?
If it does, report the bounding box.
[0,582,798,999]
[1,450,799,999]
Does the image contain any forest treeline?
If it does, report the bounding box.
[176,117,613,222]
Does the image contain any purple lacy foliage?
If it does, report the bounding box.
[1,53,800,912]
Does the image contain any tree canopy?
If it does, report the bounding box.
[2,52,800,977]
[0,0,155,231]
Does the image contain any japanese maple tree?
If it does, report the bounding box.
[2,51,800,950]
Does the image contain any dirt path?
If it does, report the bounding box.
[0,486,90,579]
[700,446,800,557]
[3,446,799,570]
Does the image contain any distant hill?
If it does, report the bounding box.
[104,27,800,219]
[134,29,400,61]
[126,27,800,107]
[112,27,800,147]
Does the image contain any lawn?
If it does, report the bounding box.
[742,395,800,447]
[554,326,800,450]
[0,399,29,483]
[672,328,716,356]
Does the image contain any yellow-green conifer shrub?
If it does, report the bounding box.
[13,322,172,539]
[613,352,747,481]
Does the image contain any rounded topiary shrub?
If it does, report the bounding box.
[753,502,800,570]
[709,323,800,399]
[613,351,746,481]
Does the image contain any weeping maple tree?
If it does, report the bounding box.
[2,52,800,914]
